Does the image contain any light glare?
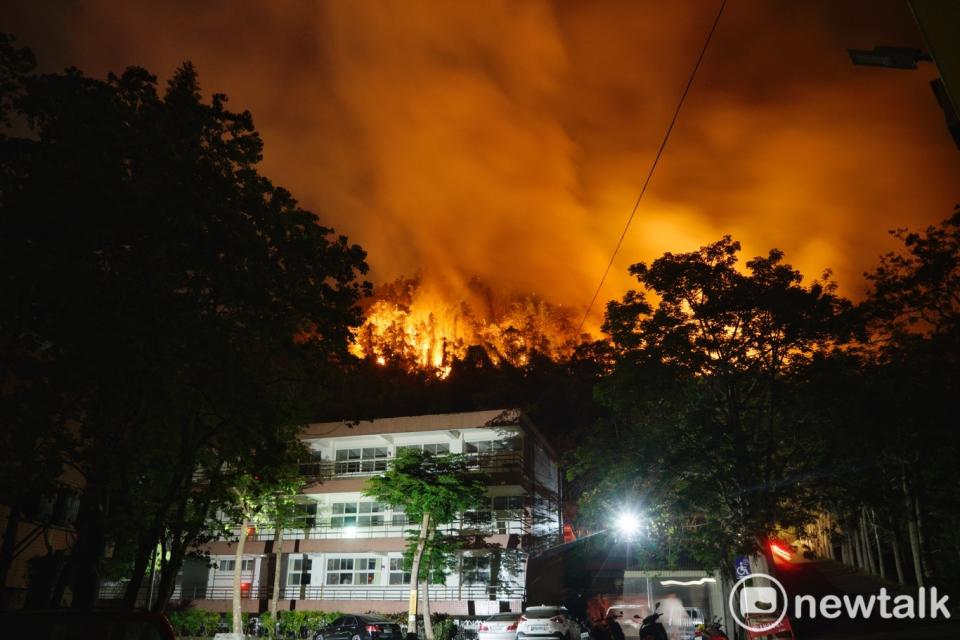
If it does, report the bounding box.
[615,512,642,536]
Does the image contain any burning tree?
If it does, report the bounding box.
[350,274,583,375]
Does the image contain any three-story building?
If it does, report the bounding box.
[177,409,562,617]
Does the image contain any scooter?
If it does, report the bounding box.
[638,603,668,640]
[694,618,728,639]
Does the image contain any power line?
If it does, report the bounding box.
[576,0,727,336]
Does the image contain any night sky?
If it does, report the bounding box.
[8,0,959,330]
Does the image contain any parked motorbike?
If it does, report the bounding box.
[638,603,668,640]
[694,618,727,639]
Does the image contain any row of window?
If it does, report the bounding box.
[217,559,254,572]
[232,496,525,531]
[287,557,411,586]
[215,554,516,587]
[330,440,519,466]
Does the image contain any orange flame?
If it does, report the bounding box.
[349,274,583,376]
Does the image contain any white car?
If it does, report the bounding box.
[517,606,579,640]
[478,612,522,640]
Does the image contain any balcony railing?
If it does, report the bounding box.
[240,514,531,541]
[299,452,525,480]
[98,584,525,602]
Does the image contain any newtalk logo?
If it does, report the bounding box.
[728,573,952,634]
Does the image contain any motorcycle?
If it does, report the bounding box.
[694,618,727,639]
[638,603,668,640]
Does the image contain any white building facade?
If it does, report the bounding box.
[177,409,563,616]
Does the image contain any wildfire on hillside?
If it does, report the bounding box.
[349,274,585,377]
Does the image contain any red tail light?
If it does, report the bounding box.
[479,626,489,632]
[366,625,379,633]
[550,616,563,623]
[505,624,518,631]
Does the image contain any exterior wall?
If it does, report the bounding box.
[0,472,84,608]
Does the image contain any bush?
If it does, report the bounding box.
[166,608,221,637]
[431,613,457,640]
[259,610,342,638]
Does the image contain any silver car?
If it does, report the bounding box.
[478,612,522,640]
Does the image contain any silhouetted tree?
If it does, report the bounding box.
[570,237,853,570]
[0,41,368,609]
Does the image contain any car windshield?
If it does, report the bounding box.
[487,614,520,621]
[524,608,563,619]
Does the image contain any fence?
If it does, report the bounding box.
[241,515,531,541]
[98,583,525,603]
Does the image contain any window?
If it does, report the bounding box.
[465,438,518,454]
[326,558,354,584]
[356,558,378,584]
[326,557,380,585]
[464,510,493,527]
[464,441,494,454]
[389,558,411,585]
[219,559,253,572]
[399,443,450,454]
[293,502,317,528]
[492,496,524,510]
[331,501,384,527]
[288,557,312,586]
[391,506,409,526]
[335,447,390,473]
[464,496,523,528]
[462,555,491,584]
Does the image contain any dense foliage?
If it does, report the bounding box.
[0,34,369,609]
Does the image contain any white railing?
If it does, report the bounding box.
[241,515,530,541]
[99,583,525,602]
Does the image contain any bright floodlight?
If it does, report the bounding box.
[615,512,642,536]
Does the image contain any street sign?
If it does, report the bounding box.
[735,556,751,580]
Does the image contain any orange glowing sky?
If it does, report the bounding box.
[8,0,959,332]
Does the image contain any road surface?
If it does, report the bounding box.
[774,560,958,639]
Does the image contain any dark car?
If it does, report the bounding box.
[0,609,176,640]
[316,614,403,640]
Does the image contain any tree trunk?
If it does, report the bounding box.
[421,579,433,640]
[154,534,191,613]
[0,504,22,604]
[852,526,863,570]
[233,519,250,636]
[123,532,157,609]
[406,513,431,637]
[271,519,284,624]
[870,510,885,580]
[913,491,932,581]
[903,472,924,587]
[891,525,906,585]
[860,511,877,575]
[69,488,107,610]
[421,528,436,640]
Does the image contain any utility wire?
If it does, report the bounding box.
[576,0,727,336]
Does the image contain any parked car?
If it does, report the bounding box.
[604,605,651,638]
[0,609,176,639]
[517,606,580,640]
[316,615,403,640]
[478,612,523,640]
